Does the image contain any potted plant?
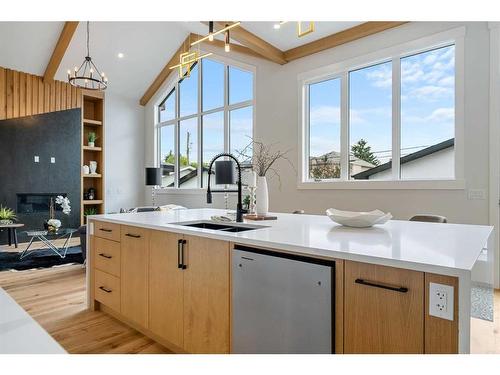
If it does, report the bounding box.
[88,132,97,147]
[0,205,17,225]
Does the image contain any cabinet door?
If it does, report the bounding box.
[183,235,230,354]
[149,230,184,348]
[120,225,150,328]
[344,261,424,353]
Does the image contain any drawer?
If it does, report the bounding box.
[94,221,120,242]
[94,269,121,312]
[344,261,424,353]
[94,237,121,277]
[121,225,150,244]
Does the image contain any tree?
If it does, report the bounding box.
[310,155,340,179]
[351,139,379,166]
[163,150,198,168]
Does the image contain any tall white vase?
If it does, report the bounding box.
[255,176,269,216]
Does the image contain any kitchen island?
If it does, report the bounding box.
[86,208,494,354]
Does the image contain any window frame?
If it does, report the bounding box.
[154,53,256,190]
[298,27,465,190]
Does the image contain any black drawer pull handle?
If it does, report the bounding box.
[125,233,141,238]
[177,239,183,269]
[99,286,112,293]
[99,228,112,232]
[355,278,408,293]
[98,253,112,259]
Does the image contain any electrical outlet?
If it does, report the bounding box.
[468,189,486,200]
[429,282,454,321]
[34,156,39,163]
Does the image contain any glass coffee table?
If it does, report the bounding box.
[19,228,78,260]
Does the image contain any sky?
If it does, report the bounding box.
[309,44,455,166]
[158,59,253,185]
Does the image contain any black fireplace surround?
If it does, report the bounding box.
[0,109,81,244]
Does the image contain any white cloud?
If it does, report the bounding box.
[403,107,454,124]
[406,85,453,101]
[365,65,392,88]
[310,105,341,124]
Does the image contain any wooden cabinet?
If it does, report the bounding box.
[183,235,230,354]
[148,232,230,354]
[149,230,184,349]
[344,261,424,354]
[120,225,150,328]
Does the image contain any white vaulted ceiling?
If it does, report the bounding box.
[0,21,363,101]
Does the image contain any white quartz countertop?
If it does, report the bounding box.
[90,209,493,276]
[0,288,66,354]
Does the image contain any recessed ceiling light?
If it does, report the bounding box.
[117,53,124,59]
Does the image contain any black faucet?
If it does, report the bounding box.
[206,153,244,222]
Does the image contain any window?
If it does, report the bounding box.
[400,45,455,180]
[301,32,463,187]
[349,62,392,179]
[157,57,254,189]
[308,78,341,180]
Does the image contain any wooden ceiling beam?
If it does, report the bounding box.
[213,21,287,65]
[140,35,192,106]
[283,22,408,62]
[43,21,79,82]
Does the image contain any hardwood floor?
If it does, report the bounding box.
[0,256,498,354]
[0,265,171,354]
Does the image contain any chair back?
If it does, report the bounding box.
[409,214,447,223]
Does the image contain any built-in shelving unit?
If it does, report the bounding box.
[81,89,105,224]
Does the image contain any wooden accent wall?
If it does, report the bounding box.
[0,67,81,121]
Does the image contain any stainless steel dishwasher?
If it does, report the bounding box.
[232,245,334,354]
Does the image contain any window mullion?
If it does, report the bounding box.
[198,59,203,188]
[224,64,229,153]
[391,57,401,180]
[340,71,349,180]
[175,82,180,188]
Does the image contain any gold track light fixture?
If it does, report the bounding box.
[273,21,315,38]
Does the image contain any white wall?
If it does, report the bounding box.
[105,92,145,212]
[144,22,491,226]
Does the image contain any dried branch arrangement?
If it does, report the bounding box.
[236,138,295,186]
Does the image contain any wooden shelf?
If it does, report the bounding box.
[83,200,103,205]
[83,118,102,126]
[83,145,102,151]
[82,173,102,178]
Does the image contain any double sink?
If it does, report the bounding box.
[172,220,266,233]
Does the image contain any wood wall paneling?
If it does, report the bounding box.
[0,67,81,120]
[0,67,5,120]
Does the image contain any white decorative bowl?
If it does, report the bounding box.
[326,208,392,228]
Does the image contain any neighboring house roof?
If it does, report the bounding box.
[351,138,455,180]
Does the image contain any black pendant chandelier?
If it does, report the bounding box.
[67,21,107,90]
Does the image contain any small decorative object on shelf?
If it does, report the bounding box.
[87,188,96,200]
[84,207,98,217]
[89,161,98,174]
[82,165,90,174]
[88,131,97,147]
[0,205,17,225]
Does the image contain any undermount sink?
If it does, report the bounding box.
[172,220,266,233]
